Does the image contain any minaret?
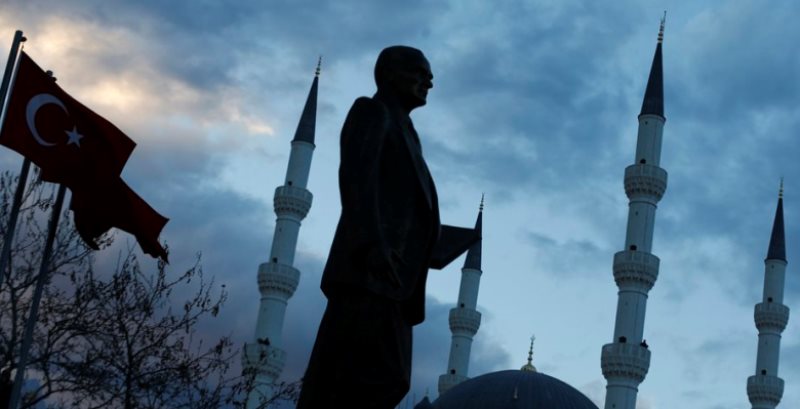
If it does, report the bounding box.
[747,182,790,409]
[601,15,667,409]
[244,59,320,407]
[438,197,484,395]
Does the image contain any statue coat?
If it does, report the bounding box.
[321,91,441,326]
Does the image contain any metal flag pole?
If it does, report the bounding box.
[8,183,66,409]
[0,31,25,106]
[0,30,30,294]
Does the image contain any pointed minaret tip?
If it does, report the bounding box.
[463,195,483,270]
[639,13,665,118]
[767,178,787,262]
[479,193,485,212]
[291,58,320,144]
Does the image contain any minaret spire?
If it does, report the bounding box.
[463,195,483,270]
[767,179,786,261]
[601,17,669,409]
[640,13,665,118]
[292,60,319,145]
[747,181,790,409]
[438,197,485,395]
[244,59,320,407]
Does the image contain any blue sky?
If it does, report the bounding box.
[2,1,799,408]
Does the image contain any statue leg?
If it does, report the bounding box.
[297,290,412,409]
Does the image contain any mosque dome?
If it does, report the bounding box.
[426,369,599,409]
[415,336,598,409]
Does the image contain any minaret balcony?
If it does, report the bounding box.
[613,250,659,292]
[273,185,313,220]
[600,342,650,383]
[754,302,790,333]
[624,164,667,201]
[242,342,286,380]
[747,374,784,407]
[449,307,481,335]
[258,262,300,298]
[438,373,469,395]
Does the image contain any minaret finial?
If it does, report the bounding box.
[528,335,535,363]
[658,11,666,44]
[315,55,322,77]
[479,193,485,212]
[779,177,784,199]
[521,335,537,372]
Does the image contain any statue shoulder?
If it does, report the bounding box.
[344,97,390,130]
[350,96,390,119]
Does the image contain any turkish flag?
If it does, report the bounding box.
[0,52,168,260]
[70,180,169,261]
[0,51,135,186]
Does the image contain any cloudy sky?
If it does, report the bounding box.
[2,0,799,408]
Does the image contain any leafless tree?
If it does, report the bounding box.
[0,170,300,408]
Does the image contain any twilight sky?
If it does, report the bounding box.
[1,1,799,408]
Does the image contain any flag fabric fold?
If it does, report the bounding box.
[0,51,168,260]
[70,180,169,261]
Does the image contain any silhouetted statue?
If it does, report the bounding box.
[296,46,468,409]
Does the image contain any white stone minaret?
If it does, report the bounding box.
[747,183,790,409]
[244,60,320,407]
[601,16,667,409]
[438,198,484,395]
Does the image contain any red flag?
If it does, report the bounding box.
[0,52,135,186]
[70,180,169,261]
[0,52,168,260]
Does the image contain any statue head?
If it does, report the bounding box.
[374,46,433,112]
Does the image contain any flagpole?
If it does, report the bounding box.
[0,30,26,137]
[8,184,66,409]
[0,31,25,107]
[0,159,31,300]
[0,30,29,293]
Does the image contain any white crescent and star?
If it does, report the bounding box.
[25,93,84,148]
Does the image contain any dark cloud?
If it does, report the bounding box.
[411,1,650,195]
[674,2,800,120]
[523,231,610,278]
[7,0,452,93]
[107,183,275,349]
[783,341,800,377]
[783,341,800,409]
